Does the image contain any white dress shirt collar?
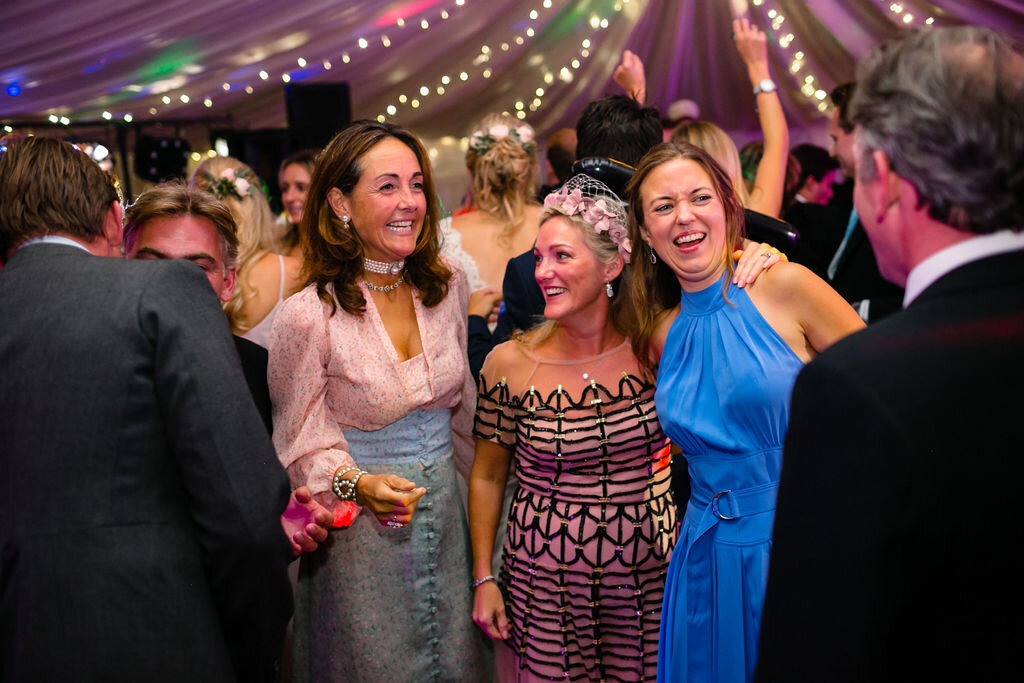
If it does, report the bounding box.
[903,229,1024,307]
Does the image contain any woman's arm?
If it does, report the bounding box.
[748,263,865,362]
[469,438,513,640]
[734,18,789,218]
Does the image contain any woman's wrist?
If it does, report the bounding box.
[474,575,497,589]
[331,465,369,503]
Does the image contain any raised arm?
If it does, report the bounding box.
[614,49,647,104]
[734,17,789,218]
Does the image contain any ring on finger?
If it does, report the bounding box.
[761,252,773,259]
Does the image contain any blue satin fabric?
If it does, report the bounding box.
[655,275,803,682]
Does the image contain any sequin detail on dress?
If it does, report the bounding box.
[475,369,676,681]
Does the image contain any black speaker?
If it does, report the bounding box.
[133,136,190,182]
[285,82,352,151]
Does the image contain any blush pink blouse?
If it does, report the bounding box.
[267,265,476,525]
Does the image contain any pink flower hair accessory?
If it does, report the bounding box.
[203,166,259,201]
[542,174,632,263]
[468,123,536,156]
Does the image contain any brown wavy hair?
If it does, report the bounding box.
[465,113,539,246]
[670,120,751,208]
[625,142,745,374]
[302,120,450,316]
[0,135,121,259]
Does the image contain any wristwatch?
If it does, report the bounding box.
[753,78,777,96]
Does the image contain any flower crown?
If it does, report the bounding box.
[468,123,536,156]
[203,167,257,201]
[542,174,632,263]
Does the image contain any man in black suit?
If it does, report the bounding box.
[0,136,329,681]
[822,82,904,322]
[756,26,1024,681]
[123,180,273,433]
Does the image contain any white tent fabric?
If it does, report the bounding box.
[2,0,1022,204]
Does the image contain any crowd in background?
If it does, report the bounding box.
[2,19,1022,683]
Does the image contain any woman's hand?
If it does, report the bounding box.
[468,287,502,324]
[613,49,647,103]
[473,581,511,640]
[732,241,785,287]
[733,18,769,75]
[355,473,426,526]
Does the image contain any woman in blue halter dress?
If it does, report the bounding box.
[624,142,864,682]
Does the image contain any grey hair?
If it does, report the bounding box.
[850,26,1024,235]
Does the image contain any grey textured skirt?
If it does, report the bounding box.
[291,409,492,682]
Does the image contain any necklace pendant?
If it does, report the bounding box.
[364,257,405,276]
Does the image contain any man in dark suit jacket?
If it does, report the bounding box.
[123,180,273,432]
[0,136,328,681]
[821,83,904,322]
[756,26,1024,681]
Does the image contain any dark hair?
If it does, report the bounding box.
[546,129,577,184]
[124,180,239,268]
[851,26,1024,235]
[575,95,662,167]
[790,143,838,186]
[0,136,121,259]
[829,82,856,133]
[302,120,451,316]
[278,148,319,178]
[625,142,745,374]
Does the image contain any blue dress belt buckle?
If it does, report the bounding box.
[711,482,779,521]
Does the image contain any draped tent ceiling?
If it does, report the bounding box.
[2,0,1023,205]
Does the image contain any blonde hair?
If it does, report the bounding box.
[517,208,630,349]
[670,120,751,207]
[189,156,278,333]
[465,113,539,245]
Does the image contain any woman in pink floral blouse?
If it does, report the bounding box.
[268,120,489,681]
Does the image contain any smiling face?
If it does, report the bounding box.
[130,214,236,302]
[534,215,618,325]
[328,137,426,263]
[279,162,311,225]
[638,157,730,293]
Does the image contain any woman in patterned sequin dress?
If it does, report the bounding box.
[469,176,677,681]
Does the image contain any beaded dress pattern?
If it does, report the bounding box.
[475,340,676,681]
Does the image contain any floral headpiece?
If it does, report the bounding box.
[203,167,257,201]
[468,123,536,156]
[542,174,632,263]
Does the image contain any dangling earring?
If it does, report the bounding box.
[649,246,658,264]
[605,280,614,298]
[341,214,350,227]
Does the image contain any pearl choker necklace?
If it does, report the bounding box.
[363,257,405,277]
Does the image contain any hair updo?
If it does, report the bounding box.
[465,113,539,241]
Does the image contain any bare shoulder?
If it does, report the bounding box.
[451,210,492,236]
[746,260,823,303]
[479,338,531,385]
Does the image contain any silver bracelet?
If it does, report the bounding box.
[331,466,367,503]
[473,575,496,589]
